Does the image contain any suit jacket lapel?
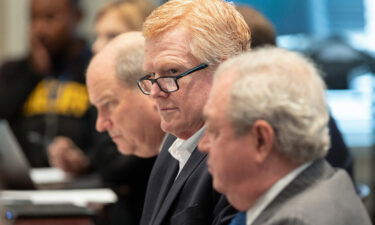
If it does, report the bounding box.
[147,135,179,225]
[253,159,333,225]
[152,148,207,225]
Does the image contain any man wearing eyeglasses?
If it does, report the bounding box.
[136,0,250,225]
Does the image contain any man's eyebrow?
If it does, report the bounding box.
[95,91,112,105]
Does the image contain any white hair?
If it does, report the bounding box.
[115,43,145,88]
[215,47,330,164]
[114,32,145,88]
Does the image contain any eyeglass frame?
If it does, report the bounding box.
[137,63,209,95]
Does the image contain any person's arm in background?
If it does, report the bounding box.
[48,105,102,174]
[48,105,156,184]
[48,136,91,173]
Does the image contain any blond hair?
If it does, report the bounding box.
[96,0,154,31]
[143,0,250,64]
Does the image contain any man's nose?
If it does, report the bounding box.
[96,115,112,132]
[150,82,168,98]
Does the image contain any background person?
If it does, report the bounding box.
[199,47,371,225]
[48,0,155,177]
[92,0,154,54]
[0,0,96,170]
[235,5,276,48]
[136,0,250,224]
[236,5,355,180]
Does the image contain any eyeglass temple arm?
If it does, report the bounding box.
[175,63,209,79]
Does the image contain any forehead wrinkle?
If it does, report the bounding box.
[145,43,190,65]
[96,88,115,105]
[88,67,117,105]
[147,26,191,51]
[89,78,111,105]
[145,46,199,74]
[144,27,195,70]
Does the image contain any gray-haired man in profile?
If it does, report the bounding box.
[86,32,165,225]
[200,47,371,225]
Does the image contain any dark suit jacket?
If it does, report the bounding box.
[253,159,371,225]
[140,134,236,225]
[325,115,354,179]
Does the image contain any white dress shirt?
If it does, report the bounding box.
[168,127,205,177]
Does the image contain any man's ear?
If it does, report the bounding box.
[250,120,275,163]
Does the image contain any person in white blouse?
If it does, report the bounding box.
[199,47,371,225]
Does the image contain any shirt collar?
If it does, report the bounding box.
[246,161,313,225]
[168,127,206,174]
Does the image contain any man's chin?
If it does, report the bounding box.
[213,178,226,195]
[132,150,158,158]
[116,143,135,155]
[226,194,245,211]
[118,148,134,155]
[160,120,176,134]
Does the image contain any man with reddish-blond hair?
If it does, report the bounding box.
[136,0,250,225]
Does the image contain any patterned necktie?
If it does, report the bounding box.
[229,211,246,225]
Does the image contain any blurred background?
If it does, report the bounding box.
[237,0,375,220]
[1,0,374,220]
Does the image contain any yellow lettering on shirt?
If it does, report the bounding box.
[23,79,90,118]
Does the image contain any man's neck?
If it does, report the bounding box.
[174,123,204,140]
[145,131,166,157]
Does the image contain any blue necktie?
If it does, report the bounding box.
[229,211,246,225]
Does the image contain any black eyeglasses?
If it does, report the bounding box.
[137,63,208,95]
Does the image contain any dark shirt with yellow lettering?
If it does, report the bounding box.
[0,46,95,167]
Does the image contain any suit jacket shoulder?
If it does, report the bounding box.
[254,159,371,225]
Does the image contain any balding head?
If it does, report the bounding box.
[86,31,163,157]
[88,31,145,88]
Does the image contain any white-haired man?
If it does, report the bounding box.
[200,47,371,225]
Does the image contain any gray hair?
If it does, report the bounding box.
[115,40,145,88]
[215,47,330,164]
